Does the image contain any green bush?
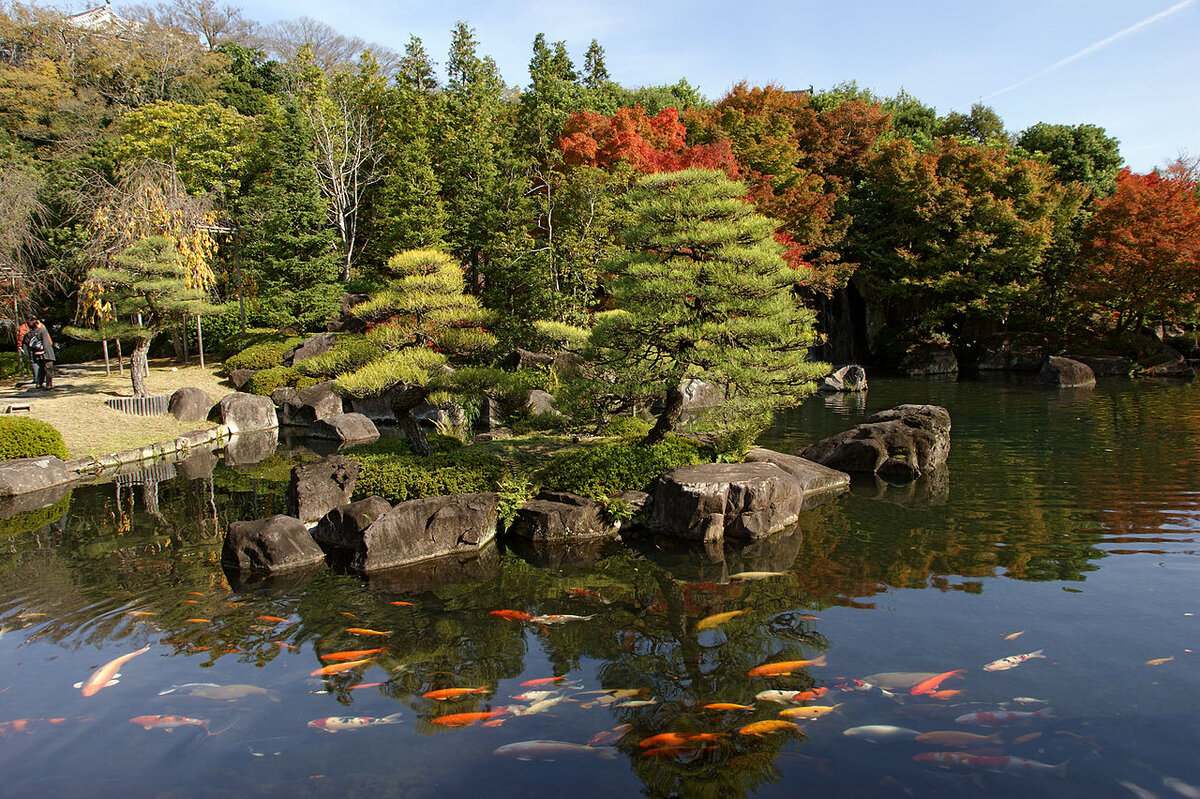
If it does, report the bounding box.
[245,366,300,396]
[538,435,704,500]
[602,416,652,438]
[347,440,507,504]
[0,352,25,380]
[295,335,380,379]
[0,417,69,461]
[222,336,306,374]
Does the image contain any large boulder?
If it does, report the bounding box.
[287,455,360,524]
[503,348,556,369]
[1033,356,1096,389]
[284,332,337,366]
[308,412,379,443]
[1136,345,1194,379]
[509,490,620,542]
[648,462,806,542]
[167,387,213,422]
[742,448,851,508]
[221,515,326,573]
[278,382,344,426]
[227,369,259,391]
[348,493,501,572]
[904,347,958,377]
[977,336,1047,373]
[798,404,952,481]
[311,495,392,550]
[819,365,868,393]
[208,392,278,433]
[1068,355,1133,377]
[652,379,725,413]
[527,390,562,417]
[0,456,76,498]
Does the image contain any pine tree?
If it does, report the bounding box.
[588,169,827,445]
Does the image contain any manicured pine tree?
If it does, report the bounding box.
[588,168,828,445]
[333,249,496,455]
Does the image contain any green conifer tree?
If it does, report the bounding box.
[587,169,828,445]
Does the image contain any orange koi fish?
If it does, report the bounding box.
[275,642,299,651]
[186,592,205,597]
[124,611,155,617]
[257,616,289,624]
[911,670,965,696]
[348,682,385,691]
[423,687,492,701]
[747,654,827,676]
[926,689,964,700]
[519,676,567,687]
[390,602,414,607]
[310,658,375,676]
[792,687,831,702]
[340,612,358,618]
[79,644,151,697]
[319,648,385,662]
[703,703,756,711]
[0,718,67,737]
[639,732,724,748]
[130,715,210,733]
[1145,656,1174,666]
[738,719,801,737]
[181,600,199,604]
[344,628,391,636]
[184,618,210,624]
[490,610,534,622]
[588,723,633,746]
[430,709,510,727]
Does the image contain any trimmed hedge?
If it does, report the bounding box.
[245,365,300,396]
[538,435,704,500]
[347,439,506,504]
[0,417,69,461]
[221,335,306,374]
[0,352,25,380]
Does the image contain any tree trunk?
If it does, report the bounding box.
[641,382,685,447]
[130,336,153,397]
[391,384,431,456]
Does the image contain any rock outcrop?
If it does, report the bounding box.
[287,455,360,524]
[311,495,392,550]
[167,387,213,422]
[904,347,958,377]
[208,392,278,433]
[308,413,379,443]
[284,332,337,366]
[510,491,620,541]
[222,515,326,573]
[1033,356,1096,389]
[227,369,258,392]
[1067,355,1133,377]
[798,404,951,481]
[0,456,76,498]
[278,382,344,426]
[819,365,868,393]
[346,493,501,572]
[1136,345,1194,379]
[977,336,1047,373]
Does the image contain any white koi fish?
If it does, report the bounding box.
[528,614,594,624]
[983,650,1045,672]
[954,708,1055,726]
[842,725,920,743]
[729,571,788,581]
[493,740,618,760]
[307,713,403,733]
[77,644,151,697]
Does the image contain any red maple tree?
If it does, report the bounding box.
[558,105,738,176]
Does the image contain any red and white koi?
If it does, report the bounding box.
[914,751,1067,777]
[954,708,1055,726]
[982,649,1045,672]
[130,715,210,733]
[307,713,403,733]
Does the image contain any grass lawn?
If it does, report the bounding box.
[0,358,234,458]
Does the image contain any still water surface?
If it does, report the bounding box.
[1,375,1198,798]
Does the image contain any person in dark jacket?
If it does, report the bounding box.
[24,318,55,389]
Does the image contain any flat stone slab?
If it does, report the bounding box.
[0,456,77,498]
[351,492,500,572]
[648,461,806,542]
[743,448,850,508]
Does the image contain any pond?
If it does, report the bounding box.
[1,374,1198,798]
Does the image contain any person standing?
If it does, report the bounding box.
[16,319,30,379]
[25,318,55,389]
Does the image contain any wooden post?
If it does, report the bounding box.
[116,338,124,375]
[196,314,205,369]
[103,340,110,376]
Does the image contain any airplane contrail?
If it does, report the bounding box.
[984,0,1196,100]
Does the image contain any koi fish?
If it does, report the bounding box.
[124,611,155,617]
[614,699,658,708]
[490,610,534,622]
[182,600,199,604]
[319,648,385,662]
[348,682,385,691]
[910,669,965,696]
[914,730,1002,747]
[390,602,414,607]
[748,654,827,676]
[793,687,832,702]
[588,724,633,746]
[729,571,788,580]
[756,690,810,705]
[780,703,841,720]
[642,743,720,759]
[275,642,299,651]
[704,703,756,711]
[842,725,920,742]
[529,614,594,624]
[862,672,943,691]
[1013,732,1042,744]
[567,588,610,603]
[78,644,151,697]
[307,713,403,733]
[310,658,374,676]
[519,676,568,687]
[695,610,748,631]
[184,618,210,624]
[1145,656,1174,666]
[913,751,1068,777]
[926,690,964,700]
[186,592,205,596]
[639,732,725,748]
[494,740,618,760]
[158,683,273,701]
[130,715,210,733]
[430,709,511,727]
[345,628,390,636]
[423,687,491,701]
[954,708,1055,726]
[1004,631,1025,640]
[982,650,1044,672]
[738,720,801,737]
[511,695,571,715]
[257,616,289,624]
[0,718,67,737]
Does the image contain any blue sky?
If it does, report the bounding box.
[237,0,1196,171]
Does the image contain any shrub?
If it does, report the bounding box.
[538,435,704,500]
[245,366,300,396]
[295,335,380,379]
[602,416,652,438]
[0,352,25,380]
[54,342,104,365]
[0,417,69,460]
[347,439,508,504]
[221,336,306,374]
